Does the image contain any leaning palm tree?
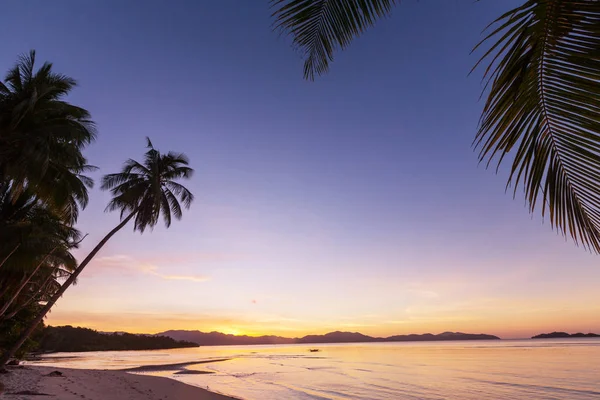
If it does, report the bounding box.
[0,139,194,368]
[0,183,81,318]
[0,50,96,224]
[273,1,600,253]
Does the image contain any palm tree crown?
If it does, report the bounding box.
[0,50,96,224]
[101,138,194,233]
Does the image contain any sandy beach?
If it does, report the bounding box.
[0,366,238,400]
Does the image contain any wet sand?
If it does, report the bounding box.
[0,365,239,400]
[122,358,230,372]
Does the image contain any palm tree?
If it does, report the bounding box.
[272,1,600,252]
[0,52,95,350]
[0,183,81,318]
[0,138,194,369]
[0,183,82,362]
[0,50,96,224]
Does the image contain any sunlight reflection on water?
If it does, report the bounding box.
[29,339,600,399]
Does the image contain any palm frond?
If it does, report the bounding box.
[101,172,144,191]
[163,164,193,180]
[105,195,137,218]
[18,50,36,84]
[474,0,600,252]
[164,152,190,165]
[122,159,150,175]
[76,174,95,189]
[163,188,183,220]
[4,65,22,92]
[165,181,194,208]
[272,0,397,80]
[133,196,159,233]
[160,192,172,227]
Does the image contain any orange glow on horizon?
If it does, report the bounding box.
[45,304,600,340]
[47,252,600,341]
[216,327,245,336]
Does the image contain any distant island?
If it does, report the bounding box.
[532,332,600,339]
[37,326,199,353]
[34,327,500,353]
[157,330,500,346]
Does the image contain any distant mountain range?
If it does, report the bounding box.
[156,330,500,346]
[532,332,600,339]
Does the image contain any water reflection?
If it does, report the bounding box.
[29,339,600,399]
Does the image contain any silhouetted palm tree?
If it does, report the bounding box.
[101,138,194,233]
[0,50,96,224]
[0,139,194,369]
[273,0,600,252]
[0,183,80,318]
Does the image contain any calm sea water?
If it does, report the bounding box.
[29,339,600,399]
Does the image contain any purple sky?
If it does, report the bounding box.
[3,0,600,338]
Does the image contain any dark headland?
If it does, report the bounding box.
[532,332,600,339]
[36,326,199,353]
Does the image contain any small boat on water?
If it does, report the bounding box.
[309,349,320,352]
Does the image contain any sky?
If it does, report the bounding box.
[2,0,600,340]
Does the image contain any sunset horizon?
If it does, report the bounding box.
[43,316,600,341]
[3,1,600,399]
[46,309,600,341]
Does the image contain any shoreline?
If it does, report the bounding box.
[121,358,231,372]
[0,365,240,400]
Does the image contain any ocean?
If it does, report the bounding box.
[29,339,600,399]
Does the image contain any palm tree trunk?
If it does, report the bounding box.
[0,276,26,309]
[0,211,137,369]
[0,281,13,302]
[0,244,20,269]
[3,288,40,321]
[1,265,60,321]
[0,248,57,318]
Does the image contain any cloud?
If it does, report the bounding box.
[158,274,209,283]
[92,255,209,283]
[138,252,246,265]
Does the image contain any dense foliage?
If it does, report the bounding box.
[0,304,46,359]
[0,52,91,365]
[37,326,198,353]
[0,52,194,369]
